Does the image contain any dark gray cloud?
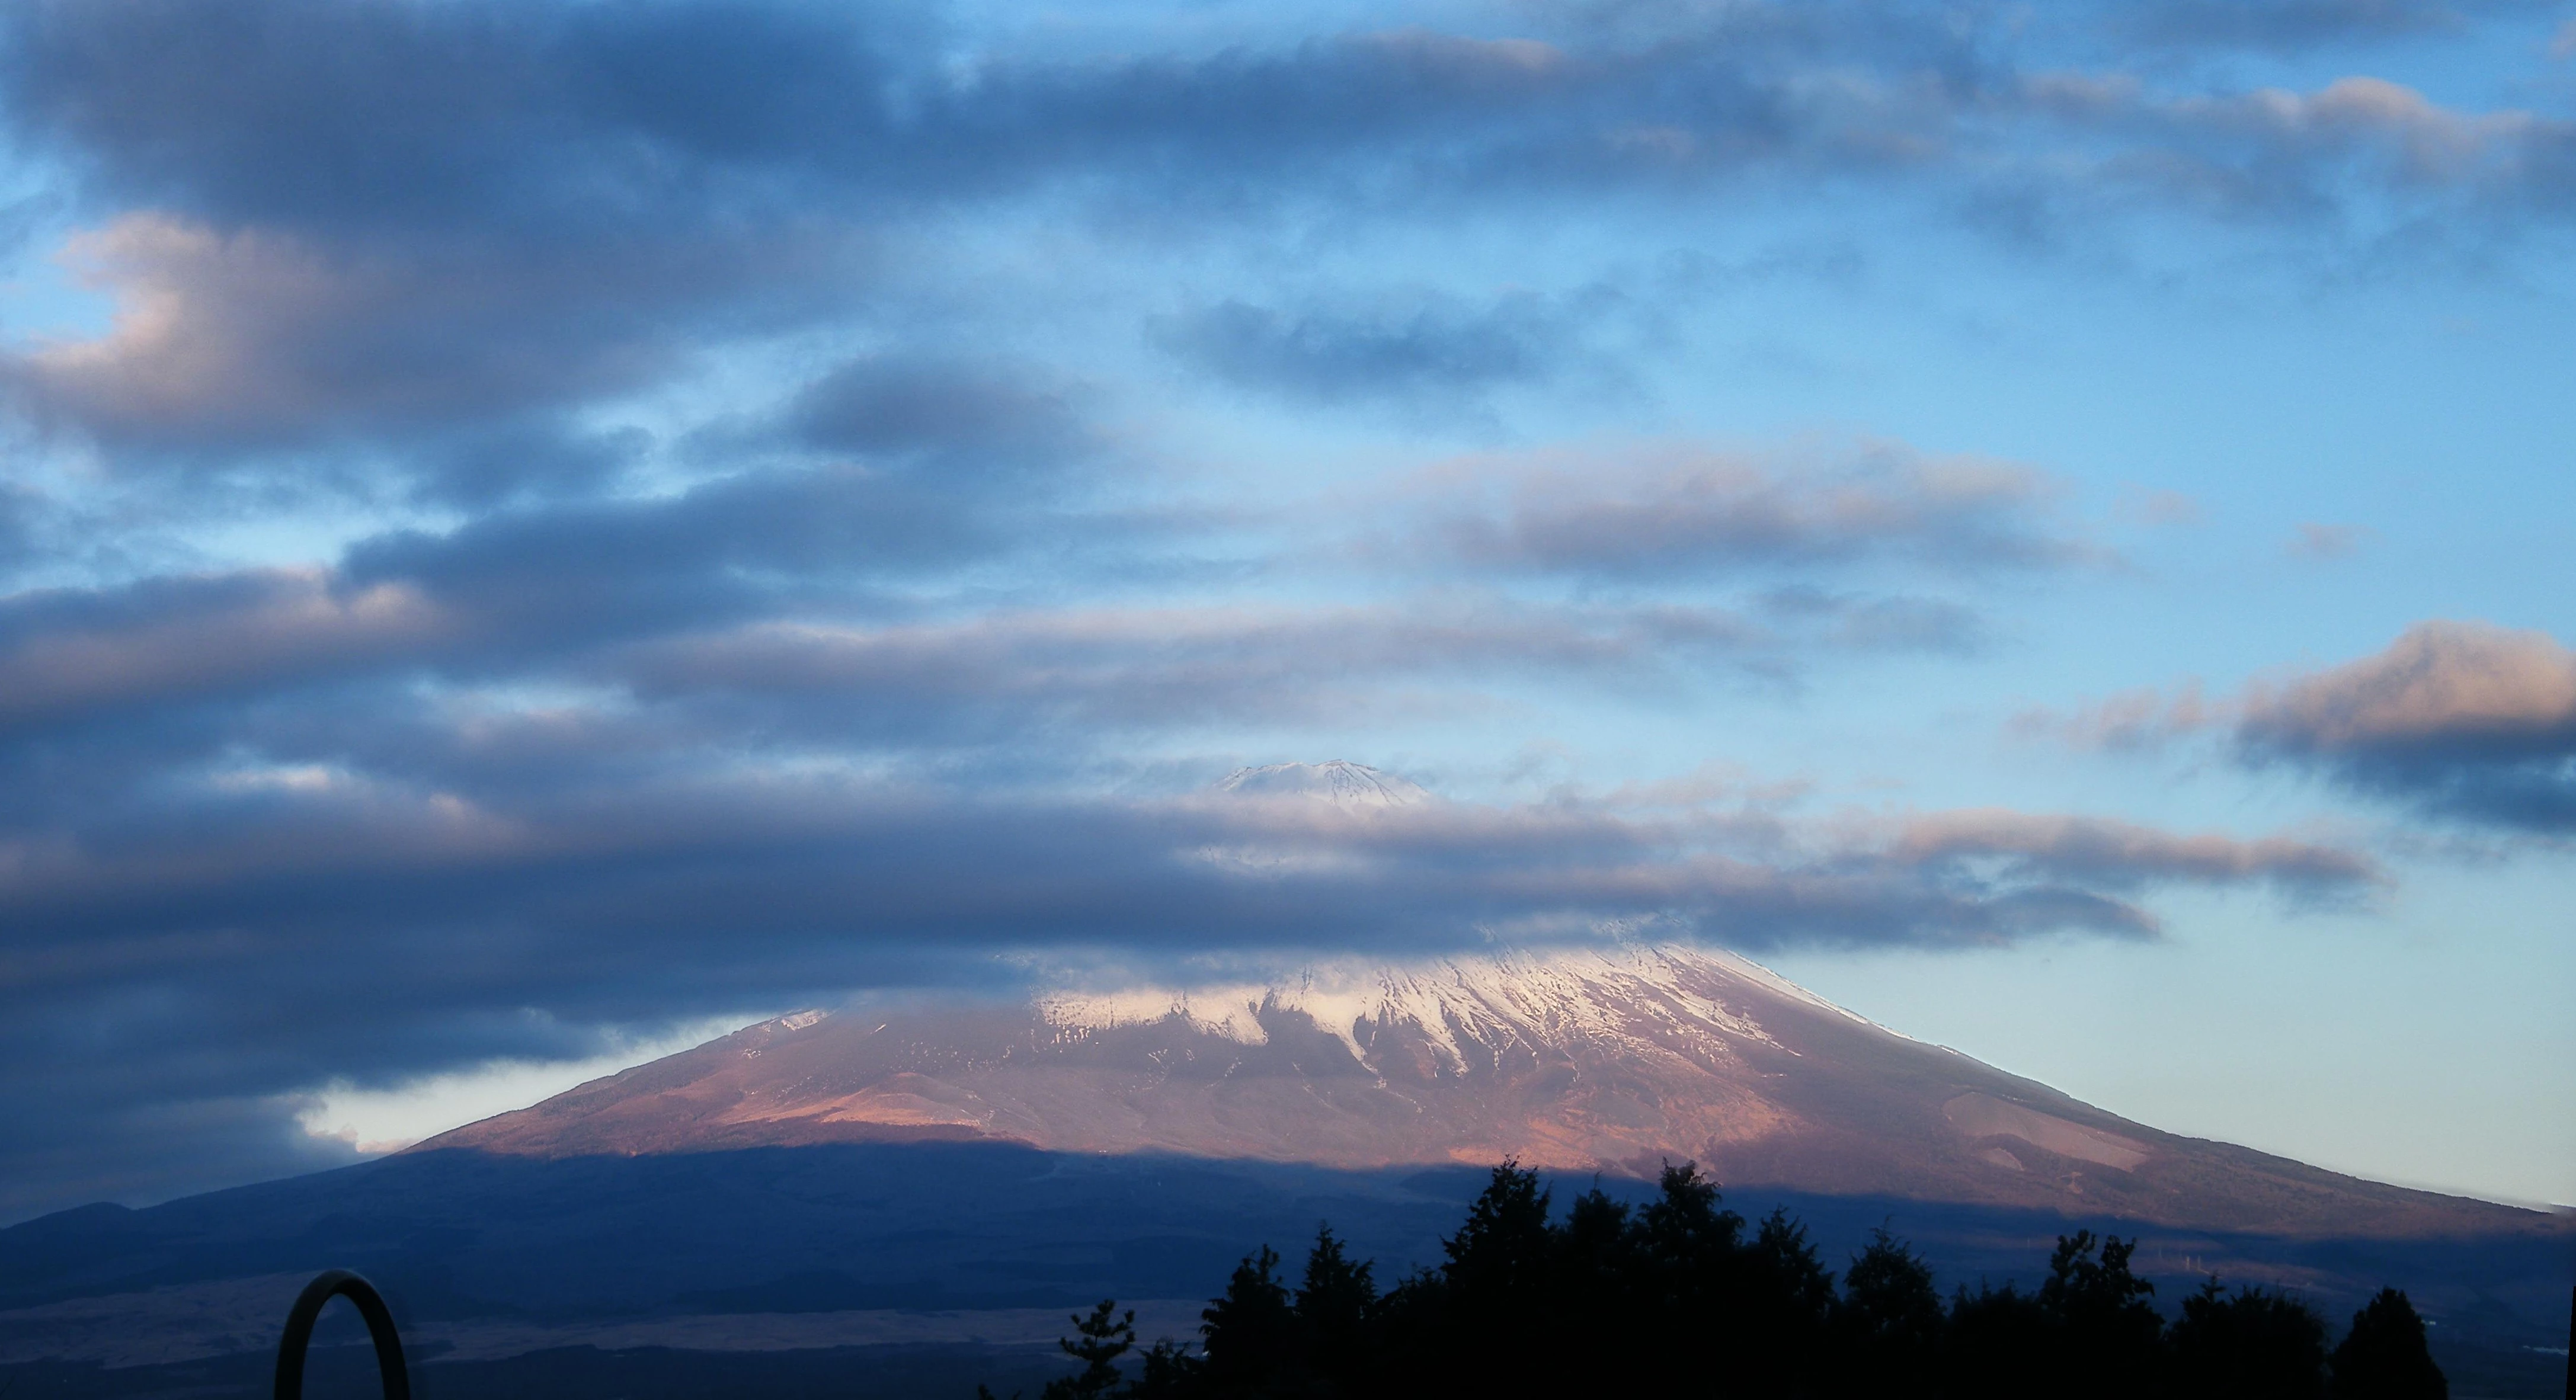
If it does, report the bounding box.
[789,355,1093,467]
[7,0,2565,463]
[0,568,449,735]
[1154,292,1580,408]
[0,461,1073,756]
[0,212,859,454]
[0,0,901,456]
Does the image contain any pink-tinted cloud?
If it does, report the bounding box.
[2287,523,2372,559]
[0,569,451,731]
[1400,440,2099,580]
[2012,680,2223,751]
[2238,620,2576,760]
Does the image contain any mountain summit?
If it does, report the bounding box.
[418,944,2524,1238]
[1214,760,1431,808]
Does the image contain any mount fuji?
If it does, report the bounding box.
[417,940,2529,1239]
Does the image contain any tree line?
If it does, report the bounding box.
[986,1161,2449,1399]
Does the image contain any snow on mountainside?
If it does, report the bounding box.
[415,943,2540,1239]
[1215,760,1431,808]
[1038,944,1831,1073]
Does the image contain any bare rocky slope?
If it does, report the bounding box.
[420,944,2543,1240]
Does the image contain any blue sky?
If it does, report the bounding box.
[0,0,2571,1221]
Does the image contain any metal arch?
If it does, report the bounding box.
[273,1270,411,1400]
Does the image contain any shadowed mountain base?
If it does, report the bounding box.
[0,1144,2566,1398]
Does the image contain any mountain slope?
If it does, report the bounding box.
[418,944,2537,1238]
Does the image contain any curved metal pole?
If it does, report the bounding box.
[273,1269,410,1400]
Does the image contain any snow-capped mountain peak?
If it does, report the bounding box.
[1215,760,1431,808]
[412,941,2519,1238]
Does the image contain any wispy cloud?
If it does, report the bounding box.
[2287,522,2373,559]
[1397,440,2098,580]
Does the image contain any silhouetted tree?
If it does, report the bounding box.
[1294,1226,1378,1396]
[1835,1228,1943,1393]
[1723,1207,1836,1395]
[1441,1160,1556,1302]
[987,1162,2447,1400]
[1122,1338,1202,1400]
[2039,1231,2163,1398]
[1940,1279,2052,1399]
[1382,1161,1563,1396]
[1044,1300,1138,1400]
[1199,1244,1298,1395]
[2168,1279,2328,1400]
[2330,1288,2448,1400]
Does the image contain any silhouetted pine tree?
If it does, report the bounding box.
[1737,1207,1838,1395]
[1044,1300,1137,1400]
[1380,1161,1563,1395]
[1199,1244,1298,1396]
[1294,1226,1378,1396]
[1121,1338,1202,1400]
[2329,1288,2448,1400]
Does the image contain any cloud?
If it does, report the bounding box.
[1401,441,2095,579]
[0,744,2378,1215]
[2034,622,2576,830]
[5,210,858,454]
[0,569,450,733]
[4,0,2565,462]
[1887,808,2382,896]
[2014,680,2222,751]
[0,0,892,454]
[603,590,1972,740]
[0,415,2057,762]
[2116,0,2545,50]
[0,450,2370,1214]
[789,356,1093,467]
[2287,522,2373,558]
[2115,488,2206,527]
[1154,291,1584,408]
[2233,621,2576,826]
[2022,71,2574,226]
